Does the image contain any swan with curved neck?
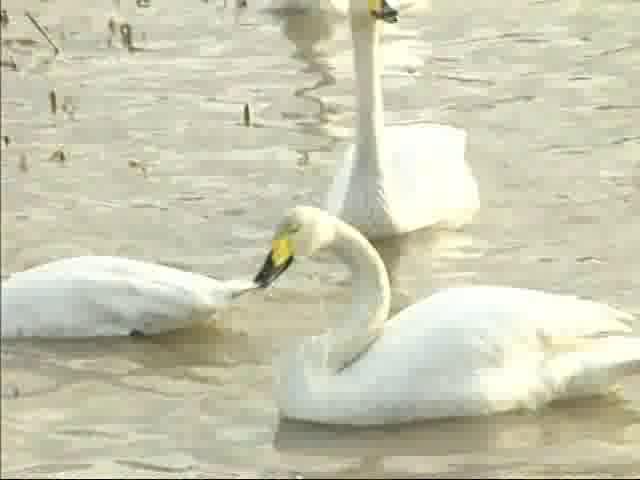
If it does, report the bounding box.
[324,0,480,239]
[254,205,639,426]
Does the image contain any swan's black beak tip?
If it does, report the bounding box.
[253,251,294,289]
[253,253,272,288]
[373,0,398,23]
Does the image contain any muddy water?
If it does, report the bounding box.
[2,0,639,477]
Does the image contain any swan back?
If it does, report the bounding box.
[1,256,252,338]
[327,123,479,238]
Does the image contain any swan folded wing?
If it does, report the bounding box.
[82,270,223,336]
[452,289,637,399]
[477,289,633,360]
[384,123,479,232]
[324,123,476,236]
[387,287,636,411]
[520,291,634,346]
[382,286,635,372]
[325,123,468,211]
[474,290,638,404]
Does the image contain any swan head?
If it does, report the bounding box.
[254,206,336,289]
[350,0,398,23]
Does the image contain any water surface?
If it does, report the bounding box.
[2,0,639,477]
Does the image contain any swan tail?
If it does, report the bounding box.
[548,337,640,400]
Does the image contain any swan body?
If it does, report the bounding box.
[253,205,639,426]
[1,255,258,339]
[322,0,479,239]
[261,0,350,16]
[327,123,478,238]
[259,0,425,17]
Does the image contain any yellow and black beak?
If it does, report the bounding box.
[370,0,398,23]
[254,237,295,288]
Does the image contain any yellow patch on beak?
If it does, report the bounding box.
[272,236,293,267]
[368,0,381,12]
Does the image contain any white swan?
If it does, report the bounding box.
[258,0,425,17]
[1,255,258,339]
[253,205,640,426]
[322,0,479,239]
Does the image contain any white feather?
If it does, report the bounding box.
[1,256,258,338]
[265,206,640,426]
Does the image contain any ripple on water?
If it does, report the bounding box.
[64,356,142,376]
[0,369,58,400]
[2,0,640,478]
[119,374,213,397]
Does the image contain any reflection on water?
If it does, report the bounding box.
[2,0,640,477]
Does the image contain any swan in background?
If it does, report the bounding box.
[322,0,479,240]
[263,0,351,16]
[1,255,258,339]
[255,0,429,17]
[253,205,639,426]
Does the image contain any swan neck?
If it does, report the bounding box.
[325,219,391,372]
[350,16,385,174]
[272,216,392,421]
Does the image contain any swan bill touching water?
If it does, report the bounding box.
[254,206,640,426]
[323,0,480,240]
[1,256,260,339]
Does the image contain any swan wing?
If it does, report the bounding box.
[379,285,635,367]
[383,123,480,232]
[325,123,479,237]
[328,286,637,423]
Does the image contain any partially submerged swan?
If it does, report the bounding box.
[324,0,479,239]
[1,255,258,338]
[253,205,639,426]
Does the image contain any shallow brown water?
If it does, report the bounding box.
[1,0,640,477]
